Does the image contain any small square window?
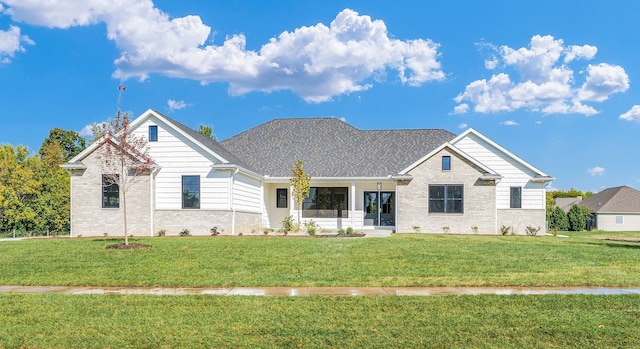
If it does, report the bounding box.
[276,188,288,208]
[442,156,451,171]
[616,216,624,225]
[149,125,158,142]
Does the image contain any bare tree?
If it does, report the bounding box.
[289,159,310,231]
[97,85,154,245]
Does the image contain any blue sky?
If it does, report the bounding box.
[1,0,639,193]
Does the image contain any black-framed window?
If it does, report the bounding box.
[442,156,451,171]
[182,175,200,209]
[276,188,288,208]
[510,187,522,209]
[149,125,158,142]
[102,175,119,208]
[429,185,463,213]
[302,187,349,218]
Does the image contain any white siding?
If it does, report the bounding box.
[233,173,262,212]
[597,213,640,231]
[132,116,230,210]
[453,133,545,210]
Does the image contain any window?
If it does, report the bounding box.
[149,125,158,142]
[302,187,349,218]
[510,187,522,209]
[429,185,463,213]
[182,175,200,209]
[442,156,451,171]
[616,216,624,225]
[102,175,119,208]
[276,188,288,208]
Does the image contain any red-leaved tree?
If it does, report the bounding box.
[97,85,154,245]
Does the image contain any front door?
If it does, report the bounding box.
[364,191,395,226]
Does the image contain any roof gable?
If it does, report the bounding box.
[220,118,456,177]
[67,109,252,171]
[580,186,640,213]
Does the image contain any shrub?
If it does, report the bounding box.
[346,227,354,235]
[499,225,512,236]
[549,206,569,231]
[281,216,295,233]
[442,226,450,233]
[412,225,420,233]
[303,220,318,236]
[471,226,479,233]
[210,227,220,236]
[525,226,541,236]
[568,204,586,231]
[157,229,166,237]
[179,229,191,237]
[337,229,346,235]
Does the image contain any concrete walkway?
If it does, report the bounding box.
[1,285,639,296]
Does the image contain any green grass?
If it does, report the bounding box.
[0,293,638,348]
[1,232,639,287]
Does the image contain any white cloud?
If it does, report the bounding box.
[0,2,445,102]
[620,105,640,122]
[452,103,469,114]
[587,166,605,176]
[167,99,187,111]
[454,35,629,116]
[457,123,468,129]
[484,56,498,69]
[500,120,518,126]
[0,25,34,63]
[78,124,94,137]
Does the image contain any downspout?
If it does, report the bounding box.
[231,167,239,235]
[149,166,159,237]
[68,170,73,238]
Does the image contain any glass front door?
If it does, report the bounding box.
[364,191,395,226]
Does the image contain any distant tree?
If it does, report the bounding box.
[0,145,39,233]
[36,141,72,233]
[289,159,310,231]
[39,128,86,162]
[197,124,217,141]
[97,85,154,245]
[549,206,569,231]
[568,204,586,231]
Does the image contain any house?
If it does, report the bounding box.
[555,197,582,213]
[62,109,554,236]
[579,186,640,231]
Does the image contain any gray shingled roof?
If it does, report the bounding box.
[555,197,582,213]
[152,109,253,170]
[220,118,456,177]
[579,186,640,213]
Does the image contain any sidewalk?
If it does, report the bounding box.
[1,285,639,296]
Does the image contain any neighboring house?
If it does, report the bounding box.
[579,186,640,231]
[62,109,554,236]
[555,197,582,213]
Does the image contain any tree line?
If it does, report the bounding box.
[0,128,85,236]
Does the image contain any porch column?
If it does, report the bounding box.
[351,182,356,227]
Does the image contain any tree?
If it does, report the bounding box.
[568,204,586,231]
[197,124,217,141]
[289,159,310,231]
[549,206,569,231]
[39,128,86,162]
[97,85,154,245]
[0,145,39,233]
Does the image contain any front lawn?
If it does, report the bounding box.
[1,233,639,287]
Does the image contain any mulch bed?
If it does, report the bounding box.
[105,243,153,249]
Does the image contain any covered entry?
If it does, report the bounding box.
[364,191,395,226]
